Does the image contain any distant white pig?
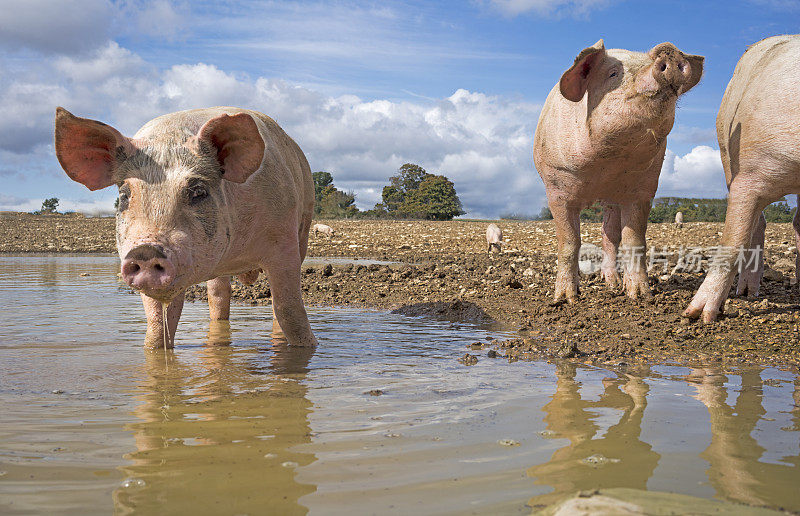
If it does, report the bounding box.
[55,106,317,348]
[312,223,335,238]
[685,35,800,322]
[675,211,684,225]
[486,224,503,254]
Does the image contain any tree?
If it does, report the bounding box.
[318,189,359,219]
[381,163,431,213]
[400,174,465,220]
[312,171,360,218]
[41,198,59,214]
[312,171,334,204]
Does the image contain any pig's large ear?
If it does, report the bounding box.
[559,39,606,102]
[682,54,704,93]
[195,113,265,183]
[54,107,134,191]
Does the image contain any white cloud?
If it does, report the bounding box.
[486,0,613,17]
[657,145,727,198]
[0,44,544,218]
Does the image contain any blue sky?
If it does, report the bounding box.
[1,0,798,217]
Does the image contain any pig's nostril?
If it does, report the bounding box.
[154,264,164,272]
[660,63,667,72]
[130,264,140,273]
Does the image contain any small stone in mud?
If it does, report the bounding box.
[80,272,90,277]
[281,461,299,468]
[497,438,520,446]
[581,454,620,467]
[52,389,64,394]
[469,342,483,350]
[322,264,333,277]
[487,349,498,358]
[556,341,579,358]
[538,430,557,438]
[365,389,384,396]
[384,432,401,438]
[263,453,277,459]
[458,353,479,366]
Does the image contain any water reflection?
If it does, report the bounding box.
[689,367,800,510]
[113,335,316,515]
[527,363,660,507]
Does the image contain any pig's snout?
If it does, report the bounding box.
[650,46,692,93]
[121,244,176,292]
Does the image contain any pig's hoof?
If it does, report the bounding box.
[683,293,720,322]
[551,288,579,306]
[623,275,651,301]
[601,269,622,291]
[735,271,761,298]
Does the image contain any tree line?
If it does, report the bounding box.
[313,163,465,220]
[507,197,797,223]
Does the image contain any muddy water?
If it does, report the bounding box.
[1,256,799,515]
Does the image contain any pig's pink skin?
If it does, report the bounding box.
[685,35,800,322]
[486,223,503,254]
[533,39,703,303]
[55,106,316,347]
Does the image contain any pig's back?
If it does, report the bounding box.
[717,35,800,183]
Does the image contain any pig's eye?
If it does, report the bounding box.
[609,70,619,79]
[117,188,130,212]
[188,184,209,205]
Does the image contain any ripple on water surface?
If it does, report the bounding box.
[0,255,798,515]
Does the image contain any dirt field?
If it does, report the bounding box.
[3,212,799,367]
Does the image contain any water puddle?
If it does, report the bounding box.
[0,256,798,514]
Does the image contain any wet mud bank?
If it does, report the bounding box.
[4,214,800,367]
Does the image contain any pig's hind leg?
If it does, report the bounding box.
[207,276,232,320]
[601,203,622,291]
[620,200,652,300]
[262,236,317,347]
[684,179,768,322]
[141,292,185,349]
[794,195,800,288]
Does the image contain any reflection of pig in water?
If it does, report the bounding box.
[54,107,316,347]
[534,40,703,303]
[685,35,800,322]
[113,333,316,513]
[688,367,800,510]
[527,363,659,507]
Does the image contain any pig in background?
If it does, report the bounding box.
[312,223,335,238]
[685,35,800,322]
[55,106,317,348]
[534,39,703,303]
[486,223,503,254]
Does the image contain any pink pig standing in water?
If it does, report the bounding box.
[534,39,703,303]
[55,107,317,348]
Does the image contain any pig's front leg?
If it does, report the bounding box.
[207,276,231,320]
[736,212,765,297]
[601,204,622,290]
[685,182,766,322]
[262,240,317,347]
[620,200,652,300]
[141,292,185,349]
[550,202,581,303]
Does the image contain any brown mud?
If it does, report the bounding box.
[3,212,799,368]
